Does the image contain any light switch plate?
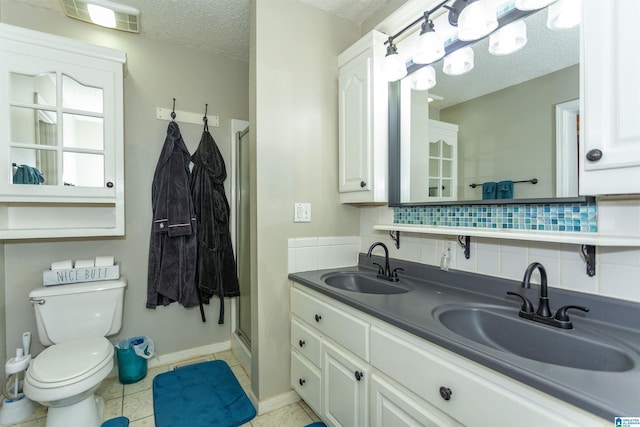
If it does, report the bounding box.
[294,203,311,222]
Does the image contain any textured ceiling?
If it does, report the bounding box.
[7,0,393,62]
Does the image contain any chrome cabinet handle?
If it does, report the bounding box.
[29,298,45,305]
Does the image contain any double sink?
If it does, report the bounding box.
[321,270,635,373]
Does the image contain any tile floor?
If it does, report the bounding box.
[5,350,321,427]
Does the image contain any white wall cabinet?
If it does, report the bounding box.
[580,0,640,195]
[338,30,388,204]
[0,24,125,239]
[290,282,607,427]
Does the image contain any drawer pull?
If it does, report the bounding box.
[314,314,322,322]
[354,371,364,381]
[586,148,603,161]
[439,386,453,401]
[299,378,306,386]
[298,339,306,347]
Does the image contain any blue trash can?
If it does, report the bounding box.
[115,337,154,384]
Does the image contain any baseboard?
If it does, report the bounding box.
[255,390,301,416]
[147,341,231,369]
[231,332,251,376]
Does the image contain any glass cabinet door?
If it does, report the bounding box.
[2,52,115,196]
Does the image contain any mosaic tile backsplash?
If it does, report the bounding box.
[394,202,597,232]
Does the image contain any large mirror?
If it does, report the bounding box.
[389,9,585,206]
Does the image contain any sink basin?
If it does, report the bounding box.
[321,271,413,295]
[435,305,635,372]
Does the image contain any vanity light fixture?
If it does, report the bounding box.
[443,46,475,75]
[383,37,408,82]
[412,12,445,65]
[456,0,498,41]
[59,0,140,33]
[489,20,528,56]
[546,0,581,30]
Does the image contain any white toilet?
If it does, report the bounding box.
[23,279,127,427]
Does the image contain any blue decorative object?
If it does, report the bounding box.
[153,360,256,427]
[102,417,129,427]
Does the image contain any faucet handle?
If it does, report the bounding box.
[391,267,404,278]
[507,292,535,314]
[372,262,385,275]
[554,305,589,322]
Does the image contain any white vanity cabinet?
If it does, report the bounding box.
[290,282,607,427]
[580,0,640,195]
[338,30,388,204]
[0,24,125,239]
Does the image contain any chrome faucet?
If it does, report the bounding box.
[507,262,589,329]
[367,242,401,282]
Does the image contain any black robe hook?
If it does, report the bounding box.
[203,104,209,131]
[171,98,176,121]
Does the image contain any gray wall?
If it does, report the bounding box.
[440,64,579,200]
[251,0,361,400]
[1,1,249,358]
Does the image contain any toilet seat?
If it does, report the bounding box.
[27,337,113,389]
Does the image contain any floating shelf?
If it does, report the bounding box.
[373,224,640,247]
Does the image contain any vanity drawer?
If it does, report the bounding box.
[370,325,601,427]
[291,350,321,414]
[291,287,370,361]
[291,318,322,367]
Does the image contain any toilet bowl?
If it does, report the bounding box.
[23,279,127,427]
[24,337,114,427]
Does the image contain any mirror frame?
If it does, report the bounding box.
[387,8,593,207]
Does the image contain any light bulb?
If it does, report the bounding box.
[489,20,527,56]
[547,0,581,30]
[87,3,117,28]
[457,0,498,41]
[411,66,437,91]
[413,19,445,65]
[384,42,407,82]
[443,47,474,76]
[515,0,557,10]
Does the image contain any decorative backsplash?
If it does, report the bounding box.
[394,202,597,232]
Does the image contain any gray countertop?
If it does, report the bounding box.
[288,254,640,420]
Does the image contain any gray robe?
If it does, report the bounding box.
[147,121,199,309]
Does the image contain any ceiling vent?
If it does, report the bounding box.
[59,0,140,33]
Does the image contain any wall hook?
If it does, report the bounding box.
[581,245,596,277]
[171,98,176,121]
[203,104,209,130]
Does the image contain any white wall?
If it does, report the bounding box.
[251,0,361,402]
[0,1,249,359]
[360,202,640,303]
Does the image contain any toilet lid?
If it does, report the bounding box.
[29,337,113,384]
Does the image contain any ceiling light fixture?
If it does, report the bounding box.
[411,65,437,91]
[59,0,140,33]
[443,46,475,75]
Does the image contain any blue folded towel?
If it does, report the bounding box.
[482,182,497,200]
[497,180,514,199]
[12,164,45,185]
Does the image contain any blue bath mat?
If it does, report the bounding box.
[102,417,129,427]
[153,360,256,427]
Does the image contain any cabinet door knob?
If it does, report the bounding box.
[354,371,364,381]
[439,386,453,401]
[299,378,306,386]
[314,314,322,322]
[360,181,366,188]
[298,339,305,347]
[586,149,603,161]
[106,181,114,188]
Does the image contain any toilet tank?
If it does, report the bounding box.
[29,279,127,346]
